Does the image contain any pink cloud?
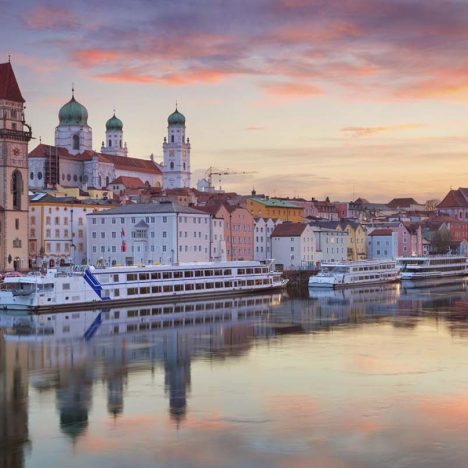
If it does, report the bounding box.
[24,5,79,30]
[261,81,322,98]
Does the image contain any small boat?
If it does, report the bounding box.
[308,260,400,288]
[0,261,288,313]
[397,255,468,282]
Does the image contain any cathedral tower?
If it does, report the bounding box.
[0,61,32,271]
[163,107,191,189]
[101,112,128,157]
[55,90,92,155]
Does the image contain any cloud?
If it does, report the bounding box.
[244,126,265,131]
[23,5,80,30]
[341,124,425,138]
[261,81,322,98]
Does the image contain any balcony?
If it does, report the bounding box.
[0,127,32,142]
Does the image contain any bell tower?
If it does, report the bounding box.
[163,106,191,189]
[0,61,32,272]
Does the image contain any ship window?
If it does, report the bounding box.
[195,270,203,277]
[184,271,194,278]
[163,285,173,292]
[174,284,183,291]
[128,288,138,295]
[139,273,150,280]
[196,283,204,290]
[63,283,70,290]
[185,284,194,290]
[223,269,232,275]
[214,270,222,276]
[205,270,213,276]
[163,272,172,279]
[127,274,137,281]
[151,272,161,280]
[152,286,161,294]
[173,271,183,278]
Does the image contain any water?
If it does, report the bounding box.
[1,281,468,468]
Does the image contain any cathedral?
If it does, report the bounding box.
[28,92,192,192]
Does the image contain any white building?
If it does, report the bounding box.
[312,226,348,264]
[162,108,191,189]
[271,223,315,270]
[254,217,283,262]
[211,217,227,261]
[366,228,398,259]
[86,201,211,266]
[29,194,113,267]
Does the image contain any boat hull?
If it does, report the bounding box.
[0,282,288,314]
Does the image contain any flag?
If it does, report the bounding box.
[121,240,126,252]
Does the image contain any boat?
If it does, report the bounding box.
[308,260,400,288]
[0,261,288,313]
[397,255,468,283]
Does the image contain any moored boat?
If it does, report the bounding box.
[0,261,288,313]
[397,255,468,282]
[308,260,400,288]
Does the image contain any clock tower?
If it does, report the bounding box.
[0,61,32,272]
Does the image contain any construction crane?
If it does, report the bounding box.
[205,166,257,191]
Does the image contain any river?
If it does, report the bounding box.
[1,280,467,467]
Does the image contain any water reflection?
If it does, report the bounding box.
[0,281,467,467]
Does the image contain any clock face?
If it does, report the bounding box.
[12,147,20,156]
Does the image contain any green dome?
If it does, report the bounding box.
[106,114,123,131]
[168,108,185,126]
[58,96,88,126]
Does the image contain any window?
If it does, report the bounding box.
[15,219,19,230]
[11,170,23,210]
[73,134,80,150]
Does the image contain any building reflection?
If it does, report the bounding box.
[0,281,467,460]
[0,332,29,468]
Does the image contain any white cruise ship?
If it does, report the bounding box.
[308,260,400,288]
[397,255,468,282]
[0,261,288,313]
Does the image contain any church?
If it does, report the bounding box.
[28,92,192,192]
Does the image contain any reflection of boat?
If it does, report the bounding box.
[308,260,400,288]
[0,261,288,312]
[398,255,468,282]
[3,293,282,342]
[309,283,400,305]
[400,274,468,290]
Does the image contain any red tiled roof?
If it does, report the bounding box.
[0,62,24,103]
[272,223,307,237]
[29,144,162,175]
[437,189,468,209]
[110,176,145,188]
[369,228,394,236]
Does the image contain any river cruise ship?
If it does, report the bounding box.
[397,255,468,282]
[0,261,288,313]
[308,260,400,288]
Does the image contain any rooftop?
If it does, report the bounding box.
[249,197,301,209]
[272,223,307,237]
[0,62,24,103]
[89,201,209,216]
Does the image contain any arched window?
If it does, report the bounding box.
[73,174,78,182]
[30,172,34,180]
[171,134,174,143]
[11,170,23,210]
[106,176,110,186]
[73,134,80,150]
[119,140,122,148]
[38,171,43,180]
[183,162,186,170]
[170,162,174,170]
[98,176,102,187]
[109,139,112,147]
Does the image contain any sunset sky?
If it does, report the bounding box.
[1,0,468,202]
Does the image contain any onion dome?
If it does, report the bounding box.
[58,95,88,126]
[168,108,185,126]
[106,113,123,131]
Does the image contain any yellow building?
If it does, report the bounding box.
[340,221,367,260]
[246,197,304,222]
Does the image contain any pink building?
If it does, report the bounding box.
[198,202,254,260]
[397,222,423,256]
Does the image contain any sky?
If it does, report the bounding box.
[1,0,468,202]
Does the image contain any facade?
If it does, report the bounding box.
[271,223,315,270]
[366,229,398,259]
[0,62,32,271]
[198,202,255,261]
[162,108,191,189]
[246,197,304,222]
[397,222,423,256]
[86,201,211,266]
[29,194,113,267]
[254,217,283,262]
[341,220,367,260]
[437,187,468,221]
[211,217,227,261]
[312,226,348,263]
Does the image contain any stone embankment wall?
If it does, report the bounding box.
[282,269,318,297]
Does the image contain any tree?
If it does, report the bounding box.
[431,227,451,254]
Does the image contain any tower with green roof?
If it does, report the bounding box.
[55,90,92,155]
[101,112,128,157]
[163,106,191,189]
